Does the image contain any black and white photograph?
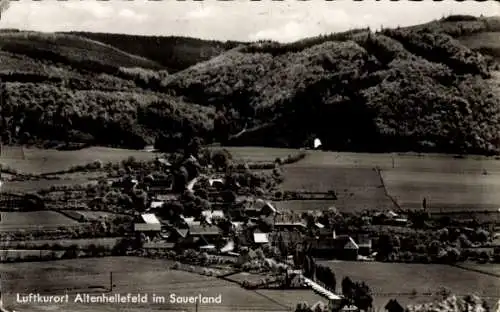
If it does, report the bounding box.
[0,0,499,311]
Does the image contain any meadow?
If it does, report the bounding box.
[1,146,159,174]
[0,211,78,225]
[380,170,500,211]
[1,238,122,249]
[317,260,500,309]
[1,257,291,312]
[279,166,395,212]
[219,146,304,163]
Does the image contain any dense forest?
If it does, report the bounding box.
[1,15,500,154]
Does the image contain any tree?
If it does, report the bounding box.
[342,276,354,298]
[212,149,232,172]
[352,282,373,311]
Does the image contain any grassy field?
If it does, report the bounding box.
[1,146,159,174]
[1,238,122,249]
[1,257,290,312]
[452,263,500,277]
[0,211,78,225]
[0,249,65,261]
[381,170,500,211]
[318,260,500,309]
[279,167,395,212]
[217,147,303,163]
[61,210,125,221]
[0,178,96,193]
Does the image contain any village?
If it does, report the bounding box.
[106,143,499,312]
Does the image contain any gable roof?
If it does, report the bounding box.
[335,235,359,250]
[141,213,160,224]
[253,233,269,243]
[188,224,222,236]
[150,201,164,209]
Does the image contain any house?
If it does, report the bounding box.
[209,178,225,189]
[275,222,307,232]
[187,223,223,247]
[309,235,359,260]
[254,199,279,216]
[385,299,404,312]
[149,200,165,209]
[134,213,162,233]
[357,234,372,256]
[334,235,359,260]
[253,232,270,244]
[156,157,172,168]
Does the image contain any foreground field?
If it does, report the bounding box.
[1,257,291,312]
[1,146,159,174]
[318,260,500,309]
[381,170,500,211]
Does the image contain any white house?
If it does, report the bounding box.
[134,213,162,232]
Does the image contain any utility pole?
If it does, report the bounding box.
[109,272,113,291]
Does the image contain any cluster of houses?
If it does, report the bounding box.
[133,192,376,261]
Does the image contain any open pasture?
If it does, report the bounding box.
[1,257,290,312]
[218,146,303,163]
[279,167,395,212]
[293,150,500,174]
[1,146,159,174]
[318,260,500,309]
[0,211,78,225]
[381,170,500,211]
[61,210,125,221]
[1,238,122,249]
[0,178,95,193]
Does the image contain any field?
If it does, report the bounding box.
[218,147,303,163]
[0,178,96,193]
[1,146,160,174]
[1,238,122,249]
[0,249,65,261]
[1,257,292,312]
[61,210,126,221]
[452,263,500,277]
[0,211,78,225]
[381,170,500,211]
[317,260,500,309]
[0,211,80,232]
[279,166,395,212]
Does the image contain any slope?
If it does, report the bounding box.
[1,15,500,155]
[62,31,243,73]
[162,15,500,155]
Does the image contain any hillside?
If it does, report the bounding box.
[62,31,243,73]
[1,15,500,155]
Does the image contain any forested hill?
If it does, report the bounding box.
[1,15,500,154]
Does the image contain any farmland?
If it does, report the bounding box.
[0,211,78,225]
[1,146,160,174]
[217,146,305,163]
[317,260,500,308]
[1,257,292,312]
[381,170,500,211]
[60,210,127,221]
[279,166,395,212]
[1,238,122,249]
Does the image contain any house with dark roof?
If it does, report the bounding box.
[357,234,372,256]
[385,299,404,312]
[309,234,359,260]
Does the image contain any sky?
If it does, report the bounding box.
[0,0,499,42]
